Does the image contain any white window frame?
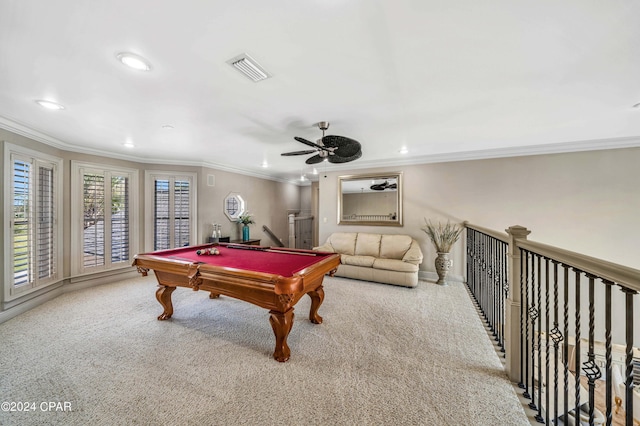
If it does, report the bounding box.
[3,142,63,301]
[144,171,197,251]
[70,161,139,275]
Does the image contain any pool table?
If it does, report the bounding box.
[132,243,340,362]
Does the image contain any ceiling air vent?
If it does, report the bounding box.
[227,54,271,82]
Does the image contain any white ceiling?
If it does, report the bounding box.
[1,1,639,183]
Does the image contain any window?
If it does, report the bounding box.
[4,143,63,300]
[145,171,197,251]
[71,162,138,274]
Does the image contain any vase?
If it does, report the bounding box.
[242,224,250,241]
[435,252,452,285]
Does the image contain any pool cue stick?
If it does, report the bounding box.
[264,249,316,256]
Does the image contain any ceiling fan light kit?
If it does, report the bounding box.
[281,121,362,165]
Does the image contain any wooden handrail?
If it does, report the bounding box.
[464,221,640,292]
[262,225,285,247]
[464,222,509,243]
[517,239,640,293]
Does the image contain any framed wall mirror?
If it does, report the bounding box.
[223,192,246,221]
[338,172,403,226]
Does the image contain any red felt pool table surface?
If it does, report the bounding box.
[161,244,331,277]
[132,243,341,362]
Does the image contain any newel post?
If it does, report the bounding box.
[288,214,296,248]
[505,225,531,382]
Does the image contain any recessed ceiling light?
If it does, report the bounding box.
[312,168,318,175]
[161,124,174,129]
[35,100,65,110]
[399,147,408,154]
[123,142,135,149]
[116,52,151,71]
[261,161,268,168]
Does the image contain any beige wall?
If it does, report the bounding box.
[318,147,640,279]
[198,167,301,245]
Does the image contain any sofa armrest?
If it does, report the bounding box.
[402,240,423,265]
[313,243,334,253]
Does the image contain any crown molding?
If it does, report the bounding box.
[2,114,638,184]
[0,115,291,184]
[326,136,640,172]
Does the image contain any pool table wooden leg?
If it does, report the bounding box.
[307,285,325,324]
[155,285,176,320]
[269,308,294,362]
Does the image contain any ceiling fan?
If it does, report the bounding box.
[281,121,362,164]
[370,180,397,191]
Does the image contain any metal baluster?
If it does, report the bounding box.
[500,241,507,352]
[487,237,498,340]
[467,230,472,291]
[482,233,488,324]
[582,274,602,426]
[603,279,613,426]
[523,250,531,399]
[478,233,486,319]
[519,248,528,393]
[529,254,539,411]
[621,286,637,426]
[492,237,497,343]
[563,265,570,422]
[549,260,564,425]
[573,269,582,426]
[535,254,543,423]
[474,233,480,313]
[544,257,550,425]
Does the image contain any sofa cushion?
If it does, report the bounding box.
[380,235,413,259]
[354,233,381,257]
[341,255,376,268]
[372,258,419,272]
[329,233,357,256]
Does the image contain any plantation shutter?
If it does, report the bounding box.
[83,172,106,269]
[111,175,129,263]
[174,180,190,248]
[152,176,192,250]
[12,158,33,288]
[37,164,56,279]
[154,179,170,250]
[72,161,136,275]
[9,152,59,294]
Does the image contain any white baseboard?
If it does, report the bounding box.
[1,268,140,325]
[0,285,64,324]
[65,268,139,293]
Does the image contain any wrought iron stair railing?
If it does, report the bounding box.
[465,223,639,426]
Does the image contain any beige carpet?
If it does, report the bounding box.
[0,275,528,426]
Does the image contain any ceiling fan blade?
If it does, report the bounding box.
[305,154,326,164]
[322,135,362,158]
[294,137,325,150]
[328,149,362,164]
[281,150,317,156]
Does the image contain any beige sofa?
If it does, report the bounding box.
[313,232,423,287]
